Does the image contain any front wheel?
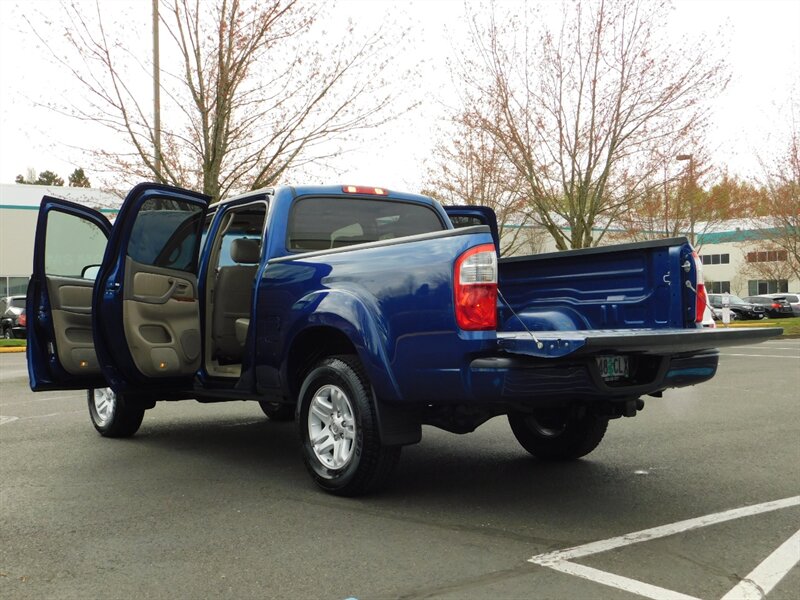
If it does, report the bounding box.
[508,410,608,460]
[2,327,12,339]
[298,355,401,496]
[87,388,145,438]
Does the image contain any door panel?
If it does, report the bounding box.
[122,257,201,377]
[46,276,102,375]
[27,197,111,391]
[92,183,210,392]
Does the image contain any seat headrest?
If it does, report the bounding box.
[230,238,260,264]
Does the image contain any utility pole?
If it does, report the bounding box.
[153,0,162,181]
[663,164,669,236]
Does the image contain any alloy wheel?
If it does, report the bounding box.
[92,387,117,427]
[307,384,356,470]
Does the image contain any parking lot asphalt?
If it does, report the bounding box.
[1,339,799,599]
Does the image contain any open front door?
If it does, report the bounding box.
[27,197,112,391]
[93,184,210,393]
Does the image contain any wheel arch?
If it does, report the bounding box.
[284,323,420,447]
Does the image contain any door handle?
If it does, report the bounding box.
[131,279,179,304]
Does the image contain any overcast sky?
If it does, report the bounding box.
[0,0,798,193]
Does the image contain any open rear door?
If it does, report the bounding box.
[444,206,500,253]
[27,197,112,391]
[92,183,210,393]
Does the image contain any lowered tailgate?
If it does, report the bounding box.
[496,327,783,358]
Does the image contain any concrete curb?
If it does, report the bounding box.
[0,346,26,353]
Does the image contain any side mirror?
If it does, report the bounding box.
[82,265,101,280]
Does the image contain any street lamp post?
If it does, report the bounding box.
[676,153,694,244]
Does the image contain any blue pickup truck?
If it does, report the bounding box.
[27,183,779,495]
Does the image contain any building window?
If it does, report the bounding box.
[748,279,789,295]
[746,250,788,263]
[709,281,731,294]
[701,253,729,265]
[0,276,30,297]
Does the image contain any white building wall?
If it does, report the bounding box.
[0,183,121,296]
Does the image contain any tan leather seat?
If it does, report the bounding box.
[212,238,260,363]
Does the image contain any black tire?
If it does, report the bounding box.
[2,327,12,339]
[87,388,145,438]
[297,354,401,496]
[258,400,295,421]
[508,410,608,460]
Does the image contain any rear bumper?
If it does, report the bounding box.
[468,349,719,404]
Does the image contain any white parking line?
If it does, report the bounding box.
[0,410,84,424]
[529,496,800,599]
[720,353,799,359]
[720,528,800,600]
[727,346,800,351]
[543,561,701,600]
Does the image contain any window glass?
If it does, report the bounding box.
[701,255,711,265]
[721,254,730,264]
[45,210,108,278]
[8,296,26,309]
[709,281,730,294]
[711,255,720,264]
[127,198,204,272]
[8,277,29,295]
[288,197,444,251]
[450,215,486,229]
[213,205,267,268]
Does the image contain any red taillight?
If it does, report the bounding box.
[692,251,707,324]
[454,244,497,330]
[342,185,388,195]
[18,313,26,327]
[772,303,781,309]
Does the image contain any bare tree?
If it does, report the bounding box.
[755,120,800,281]
[30,0,411,200]
[422,117,544,256]
[615,148,734,249]
[453,0,728,249]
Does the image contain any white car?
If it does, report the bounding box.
[701,304,716,328]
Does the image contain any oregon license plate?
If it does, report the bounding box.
[596,355,630,381]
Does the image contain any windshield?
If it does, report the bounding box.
[8,298,25,310]
[727,295,747,304]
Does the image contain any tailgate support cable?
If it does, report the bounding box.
[497,289,544,349]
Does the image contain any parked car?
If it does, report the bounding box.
[744,295,796,318]
[706,293,766,320]
[701,305,716,328]
[748,293,800,317]
[0,295,27,339]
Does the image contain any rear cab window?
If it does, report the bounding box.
[8,298,25,310]
[287,197,445,252]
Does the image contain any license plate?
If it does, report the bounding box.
[596,355,629,381]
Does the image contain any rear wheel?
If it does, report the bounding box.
[508,409,608,460]
[2,327,12,339]
[258,400,295,421]
[298,355,401,496]
[87,387,145,438]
